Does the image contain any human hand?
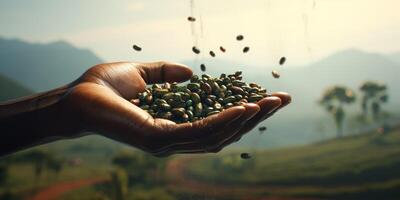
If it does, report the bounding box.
[61,62,291,156]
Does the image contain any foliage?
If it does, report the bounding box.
[360,81,389,121]
[319,85,356,137]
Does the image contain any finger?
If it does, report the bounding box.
[230,96,282,143]
[149,106,246,152]
[137,61,193,84]
[259,92,291,120]
[205,103,260,151]
[155,104,259,154]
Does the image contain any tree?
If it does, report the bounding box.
[110,169,128,200]
[15,149,63,184]
[319,86,356,137]
[359,81,388,122]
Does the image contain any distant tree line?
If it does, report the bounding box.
[319,81,389,137]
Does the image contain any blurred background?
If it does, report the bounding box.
[1,0,400,199]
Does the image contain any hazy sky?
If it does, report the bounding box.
[1,0,399,66]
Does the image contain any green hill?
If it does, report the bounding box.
[185,125,400,199]
[0,74,32,101]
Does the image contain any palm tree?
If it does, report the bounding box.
[359,81,388,121]
[319,86,356,137]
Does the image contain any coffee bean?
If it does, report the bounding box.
[133,45,142,51]
[200,64,206,72]
[279,57,286,65]
[236,35,244,41]
[243,46,250,53]
[187,16,196,22]
[209,51,216,57]
[272,70,280,78]
[240,153,251,159]
[219,46,226,53]
[192,46,200,54]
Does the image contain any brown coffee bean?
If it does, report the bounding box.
[272,70,280,78]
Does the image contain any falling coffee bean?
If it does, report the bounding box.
[219,46,226,53]
[133,45,142,51]
[279,57,286,65]
[236,35,244,41]
[240,153,251,159]
[243,46,250,53]
[200,64,206,72]
[192,46,200,54]
[187,16,196,22]
[209,51,216,57]
[272,70,280,79]
[258,126,267,131]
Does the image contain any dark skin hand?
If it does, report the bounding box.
[0,61,291,157]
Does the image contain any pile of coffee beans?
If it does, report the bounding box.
[136,71,270,123]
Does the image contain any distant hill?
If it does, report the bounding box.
[0,37,102,92]
[0,74,32,101]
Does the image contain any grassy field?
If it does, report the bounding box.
[2,126,400,200]
[185,126,400,199]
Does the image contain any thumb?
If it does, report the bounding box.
[137,61,193,84]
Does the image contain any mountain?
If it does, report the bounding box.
[0,37,102,92]
[0,74,32,101]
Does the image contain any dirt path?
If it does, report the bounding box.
[27,177,108,200]
[165,156,318,200]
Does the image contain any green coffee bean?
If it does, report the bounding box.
[190,92,201,103]
[207,111,220,117]
[172,108,186,117]
[214,103,222,110]
[140,105,150,110]
[224,103,234,108]
[186,110,194,120]
[205,98,214,106]
[186,100,193,107]
[187,83,200,91]
[194,103,203,117]
[160,103,171,111]
[134,71,271,123]
[248,94,263,102]
[223,96,236,104]
[190,75,199,83]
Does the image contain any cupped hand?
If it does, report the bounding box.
[62,62,291,156]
